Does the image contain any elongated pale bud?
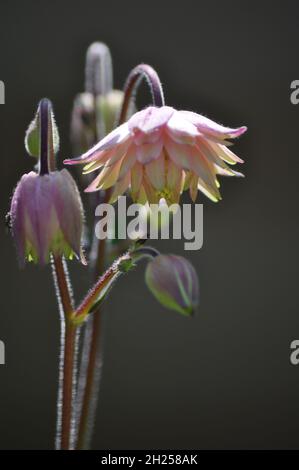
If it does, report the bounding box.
[85,42,113,96]
[145,254,199,316]
[10,169,85,266]
[71,42,129,157]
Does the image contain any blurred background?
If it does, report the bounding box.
[0,0,299,450]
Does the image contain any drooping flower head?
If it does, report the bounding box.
[10,169,85,265]
[65,105,246,204]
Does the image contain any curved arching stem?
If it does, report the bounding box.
[119,63,165,124]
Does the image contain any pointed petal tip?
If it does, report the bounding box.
[84,185,97,193]
[235,125,247,136]
[224,125,247,139]
[234,171,245,178]
[63,157,81,165]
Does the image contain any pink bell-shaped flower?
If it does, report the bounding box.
[10,169,85,265]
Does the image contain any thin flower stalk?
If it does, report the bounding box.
[38,99,78,450]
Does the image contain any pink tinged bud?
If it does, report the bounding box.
[10,169,85,266]
[145,254,199,316]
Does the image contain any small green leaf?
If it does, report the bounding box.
[118,257,135,273]
[25,105,60,158]
[25,112,40,157]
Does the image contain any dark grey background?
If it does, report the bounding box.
[0,0,298,450]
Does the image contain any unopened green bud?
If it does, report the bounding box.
[145,255,199,316]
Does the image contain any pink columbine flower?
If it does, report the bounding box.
[64,106,246,204]
[10,169,85,265]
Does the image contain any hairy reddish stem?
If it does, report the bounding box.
[119,64,165,124]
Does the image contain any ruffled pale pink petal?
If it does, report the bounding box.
[208,141,244,164]
[143,176,159,204]
[105,139,131,166]
[164,135,192,171]
[131,161,143,200]
[167,159,181,189]
[109,172,131,204]
[133,128,162,145]
[135,185,147,204]
[166,111,199,144]
[128,106,174,135]
[64,122,131,165]
[118,143,138,180]
[136,139,163,164]
[66,147,110,167]
[145,153,165,190]
[183,171,192,191]
[179,110,247,140]
[197,179,220,202]
[189,173,199,202]
[189,146,220,199]
[85,159,122,192]
[183,169,218,202]
[82,153,111,174]
[215,167,244,177]
[196,138,241,175]
[82,139,131,174]
[165,137,218,199]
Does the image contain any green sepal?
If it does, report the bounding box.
[25,106,60,158]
